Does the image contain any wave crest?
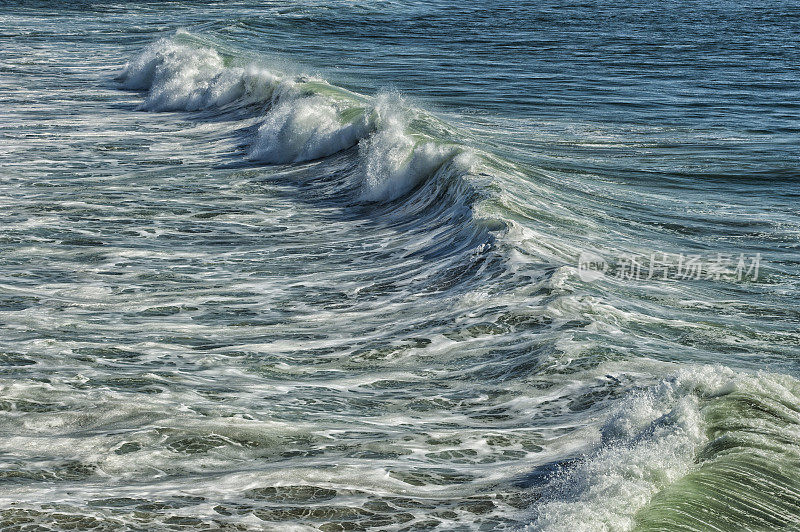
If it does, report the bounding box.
[118,35,488,205]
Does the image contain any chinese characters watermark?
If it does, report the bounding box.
[577,251,762,283]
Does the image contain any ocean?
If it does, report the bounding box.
[1,0,799,530]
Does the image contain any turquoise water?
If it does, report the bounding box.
[1,1,799,530]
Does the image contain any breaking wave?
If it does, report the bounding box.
[117,34,487,206]
[531,366,800,531]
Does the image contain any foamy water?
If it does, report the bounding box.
[1,1,799,530]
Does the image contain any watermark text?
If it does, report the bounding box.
[578,251,762,283]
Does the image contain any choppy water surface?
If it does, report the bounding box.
[1,1,799,530]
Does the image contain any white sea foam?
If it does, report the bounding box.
[358,98,465,202]
[530,376,704,531]
[118,39,283,111]
[248,97,372,163]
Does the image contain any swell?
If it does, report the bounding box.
[632,369,800,531]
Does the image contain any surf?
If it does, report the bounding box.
[114,32,800,532]
[530,366,800,531]
[117,33,495,207]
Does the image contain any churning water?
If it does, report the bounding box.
[1,1,799,530]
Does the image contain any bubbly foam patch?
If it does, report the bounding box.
[530,370,707,532]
